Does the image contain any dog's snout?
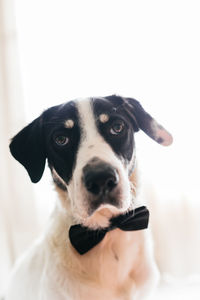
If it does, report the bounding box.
[83,161,119,195]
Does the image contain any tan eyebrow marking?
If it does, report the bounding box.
[65,119,74,128]
[99,114,109,123]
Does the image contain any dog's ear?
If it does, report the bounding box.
[124,97,173,146]
[9,116,46,183]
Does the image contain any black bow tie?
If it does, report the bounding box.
[69,206,149,255]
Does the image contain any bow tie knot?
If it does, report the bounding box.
[69,206,149,255]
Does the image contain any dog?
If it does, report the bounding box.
[6,95,173,300]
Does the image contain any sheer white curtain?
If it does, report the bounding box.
[0,0,40,293]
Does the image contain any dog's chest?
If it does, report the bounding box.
[63,229,146,300]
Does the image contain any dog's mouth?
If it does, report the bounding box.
[82,201,128,229]
[87,193,122,216]
[80,180,132,229]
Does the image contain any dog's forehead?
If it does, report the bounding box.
[42,95,126,125]
[75,96,127,132]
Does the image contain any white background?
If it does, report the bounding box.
[14,0,200,219]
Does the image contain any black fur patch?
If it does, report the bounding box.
[43,101,81,184]
[10,117,46,183]
[91,96,137,162]
[10,101,81,184]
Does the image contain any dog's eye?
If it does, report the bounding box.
[54,136,69,146]
[110,120,125,135]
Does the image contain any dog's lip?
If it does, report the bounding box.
[88,199,122,217]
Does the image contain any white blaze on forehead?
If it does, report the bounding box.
[76,98,98,142]
[75,98,114,168]
[99,113,109,123]
[65,119,74,128]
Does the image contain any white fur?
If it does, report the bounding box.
[5,98,159,300]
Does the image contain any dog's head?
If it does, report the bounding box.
[10,95,172,228]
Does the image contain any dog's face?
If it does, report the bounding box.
[10,95,172,228]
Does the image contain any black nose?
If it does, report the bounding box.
[83,161,119,195]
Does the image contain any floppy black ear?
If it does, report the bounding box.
[123,97,173,146]
[9,116,46,183]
